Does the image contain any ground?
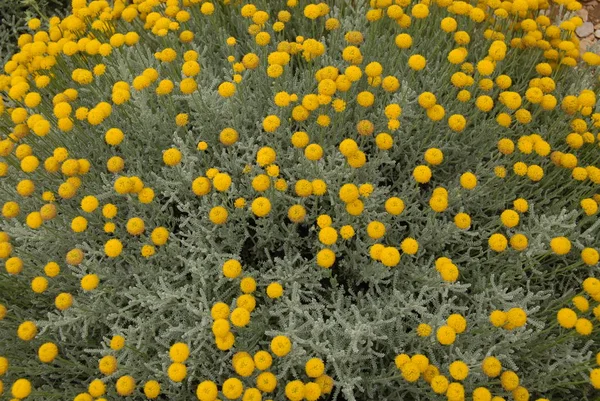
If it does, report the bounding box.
[577,1,600,51]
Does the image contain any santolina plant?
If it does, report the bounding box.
[0,0,599,400]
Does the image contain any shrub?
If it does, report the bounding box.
[0,0,600,400]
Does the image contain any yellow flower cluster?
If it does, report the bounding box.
[0,0,599,399]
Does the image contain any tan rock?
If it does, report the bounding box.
[576,22,595,37]
[577,8,589,20]
[579,36,595,52]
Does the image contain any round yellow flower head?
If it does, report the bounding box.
[38,342,59,363]
[266,282,284,299]
[305,357,325,377]
[449,360,469,380]
[416,323,432,337]
[436,325,456,345]
[18,321,37,341]
[271,335,292,357]
[550,236,571,255]
[11,378,32,399]
[163,148,182,166]
[482,356,502,377]
[116,375,136,396]
[408,55,426,70]
[413,165,432,184]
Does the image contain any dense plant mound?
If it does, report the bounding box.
[0,0,600,400]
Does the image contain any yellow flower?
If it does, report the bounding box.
[318,227,338,245]
[168,362,187,382]
[454,213,471,229]
[17,321,37,341]
[401,238,419,255]
[28,18,41,30]
[270,335,292,357]
[163,148,182,166]
[66,248,84,266]
[375,132,393,150]
[55,292,73,310]
[503,307,527,330]
[338,138,357,156]
[380,247,401,267]
[581,248,599,265]
[316,248,336,268]
[500,209,519,228]
[196,381,218,401]
[424,148,443,165]
[447,314,467,333]
[591,369,600,390]
[266,282,284,299]
[366,221,385,240]
[213,173,232,192]
[448,114,467,132]
[477,59,495,76]
[401,362,420,382]
[566,303,584,325]
[285,380,305,401]
[305,358,325,378]
[304,4,321,19]
[168,342,189,363]
[251,197,272,217]
[460,172,477,189]
[218,82,236,97]
[105,239,123,258]
[418,92,437,109]
[338,225,354,240]
[221,259,242,279]
[436,325,456,345]
[240,277,256,295]
[38,342,58,363]
[175,113,188,126]
[88,379,106,397]
[408,54,426,70]
[449,360,469,380]
[81,274,100,291]
[575,318,593,335]
[150,227,169,246]
[385,197,405,215]
[473,387,492,401]
[116,375,136,396]
[144,380,161,399]
[110,335,125,351]
[431,375,449,394]
[413,165,432,184]
[180,78,197,94]
[192,176,212,196]
[11,378,32,399]
[416,323,432,337]
[501,371,520,391]
[304,143,323,160]
[126,217,145,235]
[550,236,571,255]
[256,147,276,166]
[200,2,215,14]
[220,128,239,145]
[356,91,375,107]
[395,33,413,49]
[31,276,48,293]
[411,3,429,18]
